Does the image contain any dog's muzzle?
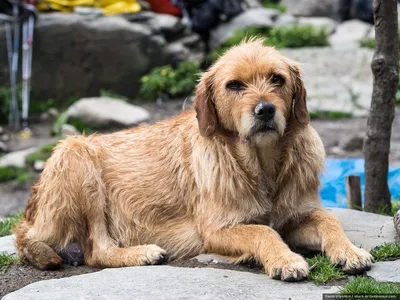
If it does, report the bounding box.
[254,101,275,122]
[252,101,277,134]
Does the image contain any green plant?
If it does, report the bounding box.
[0,212,23,237]
[26,142,58,167]
[307,254,346,284]
[309,111,353,120]
[341,277,400,294]
[262,0,286,13]
[371,242,400,261]
[0,85,22,124]
[265,25,329,48]
[51,112,69,136]
[0,167,34,183]
[392,200,400,215]
[376,200,400,216]
[360,38,375,49]
[0,253,22,272]
[396,75,400,106]
[100,89,129,102]
[360,28,400,49]
[209,25,329,62]
[139,61,201,100]
[29,98,57,115]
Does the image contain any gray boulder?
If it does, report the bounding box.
[66,97,150,128]
[61,124,79,137]
[282,0,341,18]
[0,13,188,101]
[296,17,337,34]
[210,8,295,50]
[281,47,374,117]
[0,147,37,168]
[125,11,185,40]
[329,20,372,48]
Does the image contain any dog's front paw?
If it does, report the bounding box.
[264,252,309,282]
[326,244,373,274]
[137,244,168,265]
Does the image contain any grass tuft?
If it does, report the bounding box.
[371,242,400,262]
[99,89,129,102]
[0,166,35,183]
[209,25,329,63]
[309,111,353,120]
[392,200,400,216]
[307,254,346,284]
[341,277,400,294]
[0,252,22,272]
[25,142,58,167]
[262,0,286,12]
[0,212,23,237]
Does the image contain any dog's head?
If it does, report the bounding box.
[194,39,309,145]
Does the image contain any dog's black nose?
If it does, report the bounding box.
[254,102,275,121]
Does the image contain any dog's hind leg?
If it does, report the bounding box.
[14,218,63,270]
[15,136,167,269]
[14,136,101,270]
[82,179,168,267]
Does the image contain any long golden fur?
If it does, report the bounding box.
[14,40,373,281]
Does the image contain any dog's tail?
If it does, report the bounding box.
[14,135,107,269]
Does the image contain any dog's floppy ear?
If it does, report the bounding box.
[290,65,310,125]
[194,71,218,136]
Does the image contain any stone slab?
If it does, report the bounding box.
[1,266,339,300]
[367,260,400,283]
[0,235,16,255]
[328,208,396,250]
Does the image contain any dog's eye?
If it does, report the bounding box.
[226,80,246,91]
[271,75,285,86]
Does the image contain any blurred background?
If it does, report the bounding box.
[0,0,400,220]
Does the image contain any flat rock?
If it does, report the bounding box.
[282,0,340,18]
[0,147,37,168]
[329,20,372,49]
[328,208,396,250]
[281,47,374,116]
[2,266,339,300]
[0,234,16,255]
[296,17,337,34]
[61,124,79,137]
[66,97,150,128]
[367,260,400,283]
[127,11,184,39]
[209,8,295,50]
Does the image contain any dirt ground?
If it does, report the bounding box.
[0,264,100,298]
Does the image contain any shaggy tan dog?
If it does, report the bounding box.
[15,40,372,281]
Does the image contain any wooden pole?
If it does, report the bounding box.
[346,175,362,210]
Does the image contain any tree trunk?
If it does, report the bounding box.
[364,0,399,214]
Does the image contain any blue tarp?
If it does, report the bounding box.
[319,158,400,208]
